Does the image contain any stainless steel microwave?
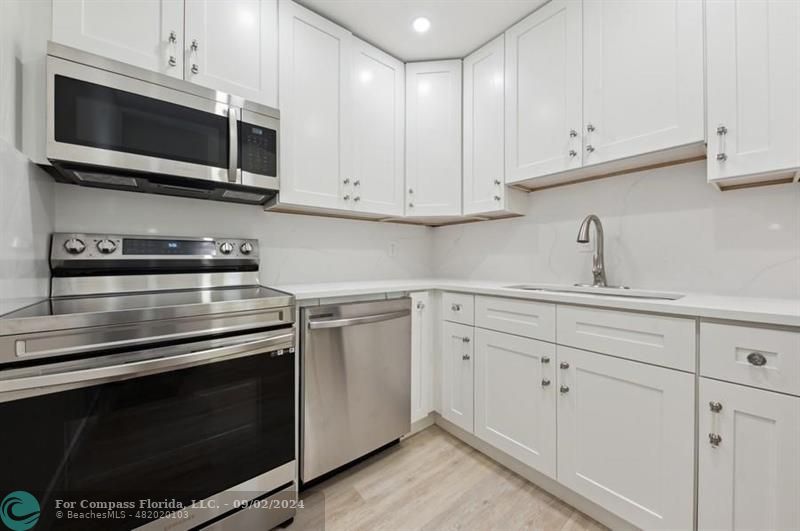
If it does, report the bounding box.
[44,42,279,205]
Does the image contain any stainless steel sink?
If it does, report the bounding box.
[505,284,684,301]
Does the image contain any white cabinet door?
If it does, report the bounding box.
[582,0,704,165]
[441,321,474,433]
[184,0,278,107]
[463,35,506,214]
[706,0,800,183]
[699,378,800,531]
[475,329,556,477]
[52,0,184,77]
[411,292,434,423]
[405,60,462,217]
[278,0,352,210]
[350,38,405,216]
[504,0,582,182]
[557,346,695,530]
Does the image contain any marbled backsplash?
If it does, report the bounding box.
[433,161,800,299]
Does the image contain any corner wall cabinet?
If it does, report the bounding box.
[462,35,525,217]
[705,0,800,188]
[405,60,463,219]
[52,0,279,107]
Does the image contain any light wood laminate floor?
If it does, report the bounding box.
[289,426,607,531]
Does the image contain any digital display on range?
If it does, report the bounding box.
[122,239,216,255]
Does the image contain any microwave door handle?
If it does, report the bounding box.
[228,107,239,183]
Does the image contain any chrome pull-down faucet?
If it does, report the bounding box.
[576,214,607,287]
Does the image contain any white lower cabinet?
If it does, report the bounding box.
[410,292,434,423]
[698,378,800,531]
[441,321,474,433]
[474,329,556,477]
[557,345,695,530]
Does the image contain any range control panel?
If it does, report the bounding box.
[51,233,259,261]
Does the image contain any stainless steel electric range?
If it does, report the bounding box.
[0,233,297,531]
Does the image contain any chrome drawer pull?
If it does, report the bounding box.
[709,433,722,447]
[746,352,767,366]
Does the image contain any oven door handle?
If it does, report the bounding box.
[307,310,410,330]
[0,331,293,397]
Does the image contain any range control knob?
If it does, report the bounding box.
[63,238,86,255]
[96,239,117,254]
[240,242,254,255]
[219,242,234,255]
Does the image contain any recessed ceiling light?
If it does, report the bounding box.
[412,17,431,33]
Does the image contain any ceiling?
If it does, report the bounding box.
[297,0,547,62]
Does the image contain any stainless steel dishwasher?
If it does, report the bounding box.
[301,298,411,483]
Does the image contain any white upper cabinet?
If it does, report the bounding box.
[405,60,463,217]
[699,378,800,531]
[706,0,800,185]
[505,0,582,182]
[463,35,525,216]
[582,0,704,166]
[52,0,184,77]
[184,0,278,107]
[350,38,405,216]
[278,0,352,211]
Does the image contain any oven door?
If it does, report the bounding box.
[47,55,236,185]
[0,328,295,531]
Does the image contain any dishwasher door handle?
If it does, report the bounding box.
[307,310,410,330]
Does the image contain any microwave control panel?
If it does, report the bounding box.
[239,122,277,177]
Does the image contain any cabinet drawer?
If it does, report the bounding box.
[475,296,555,342]
[442,292,474,325]
[700,323,800,396]
[557,306,695,371]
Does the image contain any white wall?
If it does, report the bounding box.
[434,161,800,299]
[54,184,434,285]
[0,0,55,314]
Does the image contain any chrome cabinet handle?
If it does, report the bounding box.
[569,129,578,138]
[569,149,577,157]
[586,145,595,153]
[560,361,569,369]
[541,356,550,364]
[189,39,199,74]
[494,179,501,185]
[747,352,767,366]
[461,336,470,343]
[493,195,502,201]
[353,196,361,202]
[560,385,570,394]
[408,202,414,208]
[354,180,361,186]
[168,30,178,67]
[709,401,723,413]
[541,378,551,387]
[586,123,595,133]
[451,303,461,312]
[343,178,350,184]
[416,301,425,310]
[343,194,351,200]
[462,353,471,360]
[716,124,728,162]
[408,188,414,194]
[709,433,722,447]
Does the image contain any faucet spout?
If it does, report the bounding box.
[576,214,607,287]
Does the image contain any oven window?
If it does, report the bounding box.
[0,351,294,530]
[54,75,228,168]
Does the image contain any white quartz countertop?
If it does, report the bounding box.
[275,279,800,328]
